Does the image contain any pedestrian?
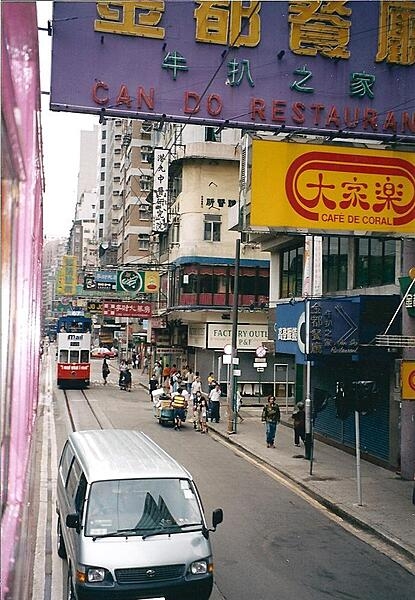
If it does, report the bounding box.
[149,373,158,401]
[162,363,171,382]
[261,396,281,448]
[119,359,127,389]
[200,398,208,434]
[132,351,137,368]
[292,402,305,446]
[209,383,222,423]
[102,358,110,385]
[190,373,202,398]
[171,387,187,430]
[207,372,216,392]
[123,367,132,391]
[141,355,149,375]
[192,391,203,430]
[154,360,162,384]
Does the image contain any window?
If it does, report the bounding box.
[100,186,105,195]
[100,172,105,181]
[101,144,106,153]
[354,238,395,288]
[99,214,104,224]
[205,126,221,142]
[141,146,153,163]
[323,237,348,292]
[280,245,304,298]
[204,214,221,241]
[101,130,106,140]
[138,234,150,250]
[99,199,104,209]
[101,158,106,167]
[140,175,152,192]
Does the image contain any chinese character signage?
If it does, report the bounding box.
[56,255,78,295]
[153,149,169,232]
[251,141,414,235]
[102,301,152,318]
[399,277,415,317]
[308,299,359,355]
[50,2,414,140]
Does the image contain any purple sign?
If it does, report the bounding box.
[50,1,414,140]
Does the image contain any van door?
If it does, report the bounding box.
[62,457,87,566]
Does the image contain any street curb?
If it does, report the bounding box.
[207,424,415,567]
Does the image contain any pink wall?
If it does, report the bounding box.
[1,3,43,598]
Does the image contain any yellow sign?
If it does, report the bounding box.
[144,271,160,293]
[250,141,415,235]
[401,360,415,400]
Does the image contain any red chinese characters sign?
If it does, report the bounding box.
[250,141,415,235]
[102,301,152,318]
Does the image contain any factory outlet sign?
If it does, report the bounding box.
[207,323,269,350]
[51,2,414,140]
[251,141,414,236]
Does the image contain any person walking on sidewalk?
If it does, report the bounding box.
[292,402,305,446]
[102,358,110,385]
[209,383,222,423]
[261,395,281,448]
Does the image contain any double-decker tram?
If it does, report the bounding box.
[56,313,92,388]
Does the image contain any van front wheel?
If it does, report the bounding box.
[57,516,67,559]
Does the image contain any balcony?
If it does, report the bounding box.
[177,292,267,309]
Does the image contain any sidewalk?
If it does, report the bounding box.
[132,370,414,570]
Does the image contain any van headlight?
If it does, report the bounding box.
[189,560,208,575]
[76,565,113,584]
[87,567,106,582]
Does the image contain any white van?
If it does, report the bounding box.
[56,429,223,600]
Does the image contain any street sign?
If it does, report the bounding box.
[256,345,267,358]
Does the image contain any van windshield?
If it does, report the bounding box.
[85,478,203,537]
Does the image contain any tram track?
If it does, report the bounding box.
[63,388,107,431]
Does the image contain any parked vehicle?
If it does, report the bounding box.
[56,429,223,600]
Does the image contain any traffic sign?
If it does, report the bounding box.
[256,345,267,358]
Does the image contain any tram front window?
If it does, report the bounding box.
[59,350,69,362]
[69,350,79,363]
[80,350,89,363]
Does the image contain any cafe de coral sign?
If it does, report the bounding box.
[250,141,414,235]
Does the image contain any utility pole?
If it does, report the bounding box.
[227,238,240,434]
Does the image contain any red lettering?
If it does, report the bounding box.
[291,102,305,124]
[402,111,415,133]
[310,104,325,126]
[382,111,397,133]
[344,107,359,128]
[137,86,154,110]
[115,84,132,107]
[363,108,378,131]
[92,81,109,105]
[271,100,286,123]
[184,91,200,114]
[207,94,222,116]
[250,98,266,121]
[326,105,340,128]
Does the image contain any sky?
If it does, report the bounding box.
[37,1,96,239]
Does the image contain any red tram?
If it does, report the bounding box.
[56,314,92,388]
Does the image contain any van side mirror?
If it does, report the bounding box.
[212,508,223,530]
[66,513,80,529]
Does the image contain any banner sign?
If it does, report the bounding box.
[251,141,414,235]
[116,269,160,292]
[84,275,116,292]
[50,2,414,141]
[103,301,152,318]
[207,323,269,350]
[153,149,169,232]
